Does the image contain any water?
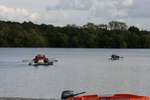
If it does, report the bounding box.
[0,48,150,98]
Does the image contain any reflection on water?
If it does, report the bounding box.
[0,48,150,98]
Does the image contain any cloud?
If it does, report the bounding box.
[47,0,93,11]
[128,0,150,18]
[92,0,135,18]
[42,10,89,26]
[0,5,41,22]
[45,0,150,30]
[0,0,150,29]
[46,0,135,19]
[122,0,134,7]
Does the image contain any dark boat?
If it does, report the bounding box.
[109,54,123,60]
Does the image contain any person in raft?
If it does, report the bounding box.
[33,54,49,63]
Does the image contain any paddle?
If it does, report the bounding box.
[22,59,31,63]
[61,90,86,99]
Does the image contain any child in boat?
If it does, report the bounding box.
[43,55,49,63]
[33,54,49,63]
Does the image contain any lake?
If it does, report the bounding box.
[0,48,150,98]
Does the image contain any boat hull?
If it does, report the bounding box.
[68,94,150,100]
[29,61,53,66]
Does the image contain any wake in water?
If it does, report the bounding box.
[0,60,27,69]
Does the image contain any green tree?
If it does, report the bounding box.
[109,21,128,30]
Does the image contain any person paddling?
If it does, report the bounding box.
[33,54,49,63]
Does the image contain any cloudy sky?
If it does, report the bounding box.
[0,0,149,29]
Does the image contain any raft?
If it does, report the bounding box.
[28,61,53,66]
[67,94,150,100]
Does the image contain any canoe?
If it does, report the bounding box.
[67,94,150,100]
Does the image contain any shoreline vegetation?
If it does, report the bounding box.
[0,20,150,48]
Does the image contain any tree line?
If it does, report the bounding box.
[0,20,150,48]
